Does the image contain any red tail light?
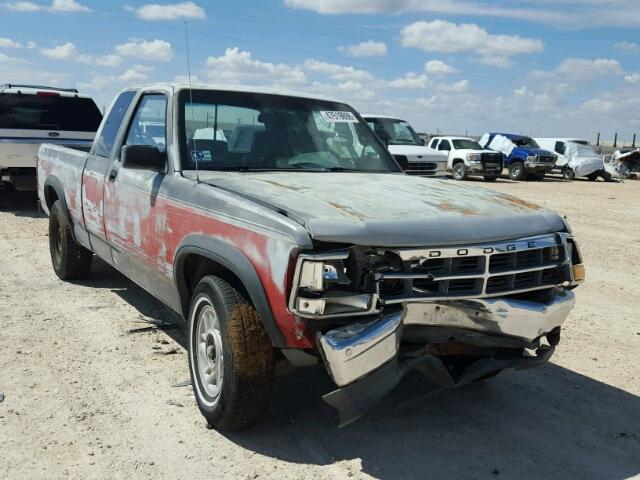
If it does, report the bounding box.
[37,91,60,96]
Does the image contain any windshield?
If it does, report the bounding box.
[366,118,422,146]
[178,90,399,173]
[512,136,539,148]
[574,143,597,157]
[452,139,482,150]
[0,93,102,131]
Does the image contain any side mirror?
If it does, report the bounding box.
[121,144,166,173]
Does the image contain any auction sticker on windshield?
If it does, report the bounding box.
[320,111,358,123]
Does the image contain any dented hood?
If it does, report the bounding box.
[198,172,565,247]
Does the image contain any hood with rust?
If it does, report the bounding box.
[198,172,566,247]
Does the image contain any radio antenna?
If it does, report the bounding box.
[184,20,199,183]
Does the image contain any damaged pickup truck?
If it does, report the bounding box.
[37,84,584,430]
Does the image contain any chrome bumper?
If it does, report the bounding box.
[318,290,574,387]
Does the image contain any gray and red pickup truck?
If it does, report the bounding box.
[37,83,584,429]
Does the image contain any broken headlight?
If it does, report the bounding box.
[289,251,381,318]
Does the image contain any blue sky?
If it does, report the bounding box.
[1,0,639,141]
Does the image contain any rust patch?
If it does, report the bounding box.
[494,193,542,211]
[328,201,366,221]
[437,201,476,216]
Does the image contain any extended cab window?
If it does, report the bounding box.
[124,94,167,153]
[94,91,135,158]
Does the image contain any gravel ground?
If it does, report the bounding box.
[1,177,639,480]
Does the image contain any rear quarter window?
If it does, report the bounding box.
[0,93,102,132]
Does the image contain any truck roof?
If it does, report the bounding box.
[535,137,589,144]
[0,84,92,98]
[129,82,342,104]
[361,114,404,121]
[430,135,476,142]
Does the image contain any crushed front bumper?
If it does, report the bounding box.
[317,290,574,425]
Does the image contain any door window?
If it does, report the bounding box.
[94,91,135,158]
[438,140,451,151]
[554,141,566,155]
[429,138,439,149]
[124,94,167,152]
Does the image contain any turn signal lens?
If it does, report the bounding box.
[572,264,585,282]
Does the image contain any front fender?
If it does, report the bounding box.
[174,234,286,348]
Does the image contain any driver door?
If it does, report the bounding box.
[103,93,172,299]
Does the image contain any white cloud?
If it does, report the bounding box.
[303,59,374,82]
[50,0,90,12]
[205,47,306,84]
[283,0,640,28]
[26,41,36,49]
[425,59,456,75]
[127,1,205,21]
[0,52,25,63]
[339,40,387,58]
[41,41,77,60]
[119,65,153,82]
[476,55,512,68]
[41,42,122,67]
[3,1,41,11]
[386,72,430,89]
[0,37,22,48]
[401,20,543,63]
[614,41,639,52]
[549,57,622,81]
[624,73,640,84]
[78,65,154,92]
[115,39,174,61]
[436,79,469,93]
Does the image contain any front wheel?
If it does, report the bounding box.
[452,162,467,180]
[508,162,526,181]
[562,167,575,180]
[48,200,92,280]
[188,275,274,431]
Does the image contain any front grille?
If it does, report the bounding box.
[377,234,572,304]
[538,155,556,163]
[480,153,502,171]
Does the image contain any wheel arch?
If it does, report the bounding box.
[174,235,286,348]
[43,176,77,242]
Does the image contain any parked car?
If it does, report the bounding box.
[426,135,503,181]
[480,132,556,181]
[535,138,609,181]
[38,84,584,429]
[362,114,446,176]
[0,84,101,190]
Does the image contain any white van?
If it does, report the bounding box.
[535,138,608,181]
[0,84,102,189]
[362,115,447,176]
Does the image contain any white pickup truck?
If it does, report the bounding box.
[362,115,446,176]
[0,84,101,190]
[426,135,504,181]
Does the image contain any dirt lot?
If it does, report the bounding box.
[1,177,639,480]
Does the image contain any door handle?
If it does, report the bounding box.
[108,168,118,181]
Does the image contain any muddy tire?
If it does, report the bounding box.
[452,162,467,181]
[48,200,92,280]
[508,162,526,181]
[188,275,274,431]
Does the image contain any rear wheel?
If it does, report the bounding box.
[508,162,526,181]
[48,200,92,280]
[188,275,274,431]
[587,172,599,182]
[452,162,467,180]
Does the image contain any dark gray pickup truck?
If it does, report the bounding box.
[37,83,584,429]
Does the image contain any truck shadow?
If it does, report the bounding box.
[0,191,44,218]
[81,258,640,480]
